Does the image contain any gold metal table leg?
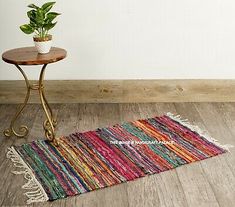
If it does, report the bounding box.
[39,64,58,145]
[4,64,58,145]
[4,64,30,138]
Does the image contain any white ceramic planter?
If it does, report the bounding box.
[33,35,52,54]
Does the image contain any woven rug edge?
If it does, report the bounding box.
[6,146,49,204]
[166,112,234,152]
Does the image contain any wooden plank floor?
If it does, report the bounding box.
[0,103,234,207]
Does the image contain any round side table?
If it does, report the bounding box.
[2,47,67,144]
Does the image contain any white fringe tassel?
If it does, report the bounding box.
[166,112,234,152]
[6,146,49,204]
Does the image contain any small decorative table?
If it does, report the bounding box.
[2,47,67,144]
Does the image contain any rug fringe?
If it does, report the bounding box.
[166,112,234,152]
[6,146,49,204]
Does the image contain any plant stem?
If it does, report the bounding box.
[41,28,43,38]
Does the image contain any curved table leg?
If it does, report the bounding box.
[42,87,57,127]
[4,64,30,138]
[39,64,58,145]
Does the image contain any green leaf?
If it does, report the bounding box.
[42,2,56,13]
[28,10,38,28]
[27,4,39,9]
[44,22,57,31]
[36,8,45,26]
[29,21,38,29]
[27,10,36,20]
[45,12,61,22]
[20,24,34,34]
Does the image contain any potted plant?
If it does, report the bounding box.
[20,2,60,54]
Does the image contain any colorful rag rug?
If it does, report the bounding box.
[7,113,232,204]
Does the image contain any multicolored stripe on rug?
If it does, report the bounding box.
[7,113,232,204]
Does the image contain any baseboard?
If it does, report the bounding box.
[0,80,235,103]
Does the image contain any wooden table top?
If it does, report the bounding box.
[2,47,67,65]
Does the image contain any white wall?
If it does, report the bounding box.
[1,0,235,80]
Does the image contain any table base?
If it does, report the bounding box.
[4,64,58,145]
